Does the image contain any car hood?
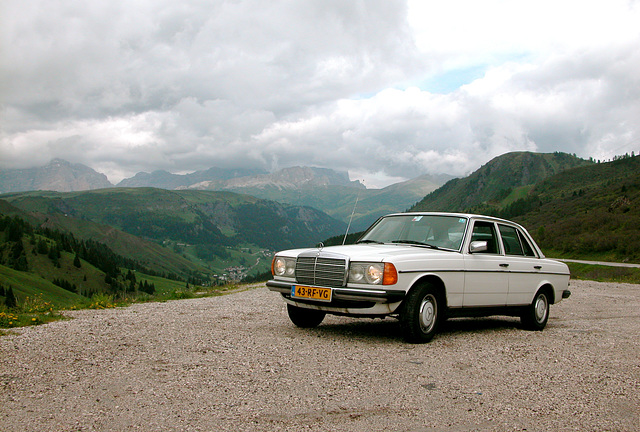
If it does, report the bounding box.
[280,243,459,262]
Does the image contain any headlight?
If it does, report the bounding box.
[349,262,395,285]
[272,256,295,277]
[349,264,367,283]
[365,264,384,284]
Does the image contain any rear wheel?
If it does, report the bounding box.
[287,304,326,328]
[521,289,550,330]
[400,283,442,343]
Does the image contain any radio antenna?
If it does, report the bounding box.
[343,180,363,245]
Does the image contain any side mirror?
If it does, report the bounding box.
[469,240,488,253]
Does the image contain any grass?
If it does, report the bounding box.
[567,262,640,284]
[0,276,248,334]
[544,249,640,283]
[501,185,533,206]
[0,236,252,334]
[0,263,87,308]
[0,294,66,334]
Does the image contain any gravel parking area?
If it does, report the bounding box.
[1,280,639,431]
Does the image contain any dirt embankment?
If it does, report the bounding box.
[1,280,639,431]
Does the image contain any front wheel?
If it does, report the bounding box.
[287,304,326,328]
[400,283,442,343]
[521,289,550,331]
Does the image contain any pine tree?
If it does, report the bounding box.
[5,286,17,309]
[126,270,136,283]
[140,280,155,295]
[15,255,29,271]
[48,244,60,266]
[6,218,24,242]
[36,238,49,254]
[9,241,29,271]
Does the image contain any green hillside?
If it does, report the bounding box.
[0,212,207,328]
[0,263,86,308]
[223,175,443,232]
[0,186,347,319]
[326,154,640,268]
[344,174,445,231]
[411,152,593,212]
[484,155,640,263]
[0,215,148,310]
[408,153,639,264]
[0,198,211,279]
[1,188,345,252]
[0,187,346,290]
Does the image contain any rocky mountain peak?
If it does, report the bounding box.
[225,166,364,189]
[0,159,113,193]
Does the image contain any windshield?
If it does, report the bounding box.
[358,214,468,251]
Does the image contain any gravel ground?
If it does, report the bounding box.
[1,279,639,432]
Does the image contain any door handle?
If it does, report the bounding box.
[499,263,509,268]
[534,265,542,270]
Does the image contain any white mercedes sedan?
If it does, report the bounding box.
[267,212,571,343]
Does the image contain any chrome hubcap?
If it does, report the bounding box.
[419,294,436,333]
[534,294,548,323]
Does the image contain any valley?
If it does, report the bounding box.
[1,151,639,315]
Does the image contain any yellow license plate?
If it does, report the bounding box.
[291,285,332,302]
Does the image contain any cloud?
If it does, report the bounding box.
[1,0,639,186]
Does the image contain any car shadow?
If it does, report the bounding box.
[298,318,403,344]
[296,315,524,343]
[440,316,522,335]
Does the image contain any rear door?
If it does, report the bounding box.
[497,224,543,305]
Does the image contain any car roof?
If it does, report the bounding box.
[385,211,518,224]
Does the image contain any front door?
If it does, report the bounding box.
[463,221,509,306]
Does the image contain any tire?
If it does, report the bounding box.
[400,283,442,343]
[287,304,326,328]
[521,289,550,331]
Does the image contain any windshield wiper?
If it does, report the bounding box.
[390,240,440,250]
[356,239,382,244]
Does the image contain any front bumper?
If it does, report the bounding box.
[266,279,405,304]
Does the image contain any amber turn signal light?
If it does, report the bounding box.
[383,263,398,285]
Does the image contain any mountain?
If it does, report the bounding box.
[0,160,451,229]
[0,201,206,309]
[194,166,364,190]
[117,167,266,189]
[0,159,113,193]
[0,187,348,308]
[329,152,639,264]
[1,188,346,253]
[411,152,593,212]
[0,198,212,278]
[337,173,453,231]
[189,168,450,231]
[485,154,640,263]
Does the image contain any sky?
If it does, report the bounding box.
[1,0,639,188]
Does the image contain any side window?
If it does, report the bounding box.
[517,231,537,257]
[499,225,524,256]
[470,221,500,254]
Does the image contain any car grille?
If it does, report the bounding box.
[296,255,347,288]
